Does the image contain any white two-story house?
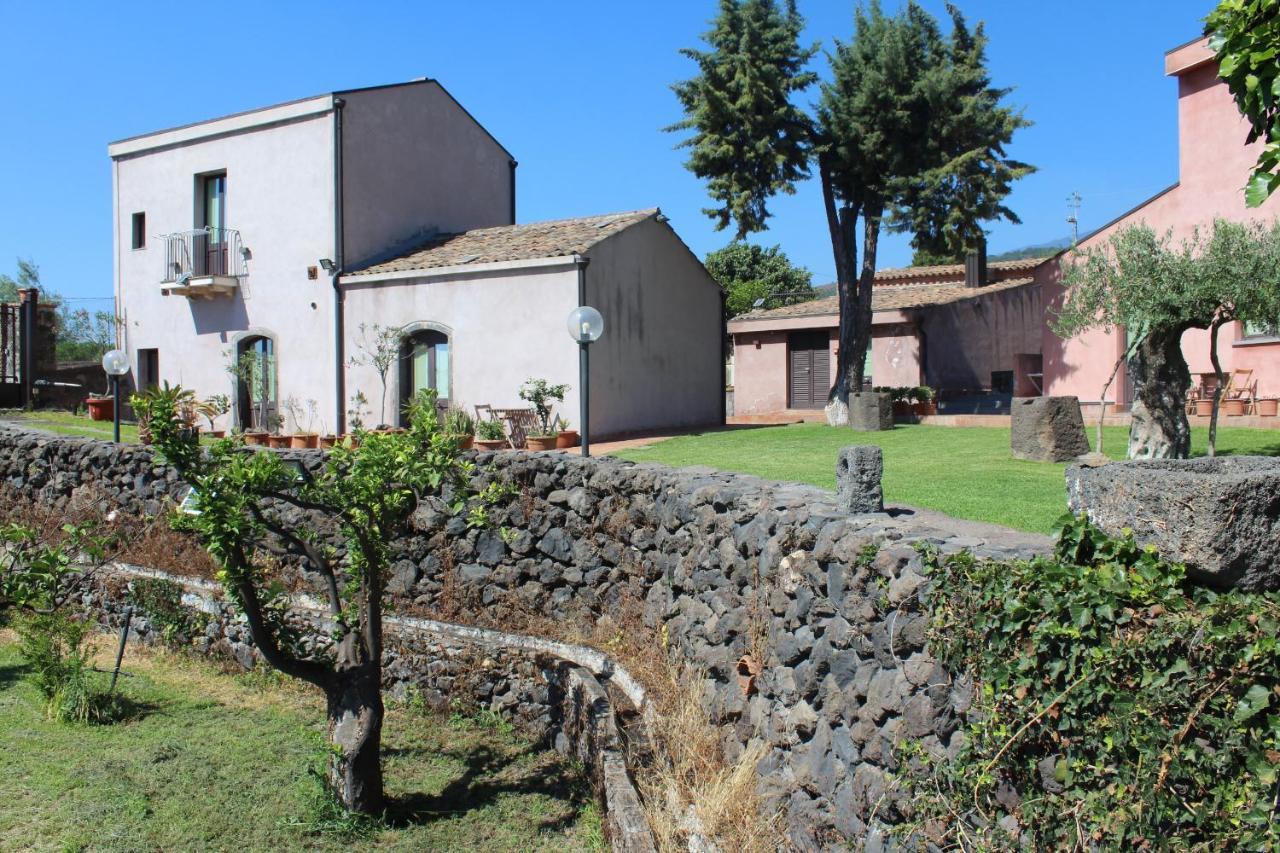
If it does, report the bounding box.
[111,79,722,438]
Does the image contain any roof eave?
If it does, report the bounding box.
[339,254,580,285]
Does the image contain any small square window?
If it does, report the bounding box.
[131,212,146,250]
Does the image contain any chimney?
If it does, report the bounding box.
[964,240,988,288]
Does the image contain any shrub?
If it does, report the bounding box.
[443,406,475,436]
[475,418,506,441]
[128,576,209,648]
[909,515,1280,849]
[15,611,108,724]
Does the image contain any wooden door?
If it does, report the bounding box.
[788,331,830,409]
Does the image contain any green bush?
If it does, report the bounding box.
[15,611,108,724]
[910,515,1280,849]
[128,577,208,648]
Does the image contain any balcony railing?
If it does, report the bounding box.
[161,227,247,284]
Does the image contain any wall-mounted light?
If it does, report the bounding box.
[319,258,337,273]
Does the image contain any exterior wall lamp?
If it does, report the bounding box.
[101,349,130,444]
[566,305,604,457]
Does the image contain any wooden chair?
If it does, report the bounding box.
[1224,368,1258,413]
[474,404,493,422]
[490,407,537,449]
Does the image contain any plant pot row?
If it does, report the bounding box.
[526,430,580,451]
[1193,399,1278,416]
[892,401,938,418]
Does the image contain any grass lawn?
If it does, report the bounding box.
[0,409,140,443]
[612,423,1280,534]
[0,639,602,852]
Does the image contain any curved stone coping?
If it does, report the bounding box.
[104,561,656,852]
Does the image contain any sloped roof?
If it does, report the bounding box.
[734,276,1037,322]
[874,256,1048,284]
[347,209,659,277]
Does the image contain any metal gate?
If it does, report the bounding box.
[0,303,22,408]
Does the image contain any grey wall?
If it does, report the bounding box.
[586,218,723,437]
[341,82,514,269]
[921,285,1042,393]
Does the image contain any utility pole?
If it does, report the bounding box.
[1066,192,1082,245]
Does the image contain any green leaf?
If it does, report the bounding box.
[1244,170,1277,207]
[1235,683,1272,724]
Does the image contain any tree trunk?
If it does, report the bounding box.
[1206,313,1227,458]
[1127,326,1192,459]
[326,657,385,815]
[820,159,860,426]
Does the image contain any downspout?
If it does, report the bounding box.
[508,159,518,224]
[719,289,727,426]
[332,96,347,434]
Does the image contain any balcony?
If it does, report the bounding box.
[159,227,247,299]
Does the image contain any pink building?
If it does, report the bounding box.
[1042,37,1280,405]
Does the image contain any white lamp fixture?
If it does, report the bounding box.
[566,305,604,344]
[102,349,129,376]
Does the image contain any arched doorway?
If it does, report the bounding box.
[235,334,277,431]
[399,328,449,425]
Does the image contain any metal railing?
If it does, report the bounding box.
[160,227,247,283]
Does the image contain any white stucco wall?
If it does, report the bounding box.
[112,108,338,431]
[584,218,723,436]
[341,82,514,269]
[340,265,581,429]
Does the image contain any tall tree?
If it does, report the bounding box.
[1207,0,1280,206]
[704,242,814,316]
[668,0,817,239]
[669,1,1032,425]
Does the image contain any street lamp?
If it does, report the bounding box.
[566,305,604,457]
[101,349,130,444]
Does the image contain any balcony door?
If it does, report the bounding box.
[196,173,227,276]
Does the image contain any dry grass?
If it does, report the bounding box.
[638,667,779,852]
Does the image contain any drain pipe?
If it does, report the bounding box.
[331,96,347,434]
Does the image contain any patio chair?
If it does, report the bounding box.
[1224,368,1258,413]
[490,407,538,449]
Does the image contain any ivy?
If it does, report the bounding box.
[908,514,1280,849]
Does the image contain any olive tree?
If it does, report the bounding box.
[144,388,499,814]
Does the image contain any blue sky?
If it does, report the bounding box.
[0,1,1213,302]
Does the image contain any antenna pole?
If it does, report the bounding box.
[1066,192,1082,245]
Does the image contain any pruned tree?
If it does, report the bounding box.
[144,388,501,814]
[1053,225,1211,459]
[1207,0,1280,206]
[704,242,814,317]
[349,323,403,428]
[669,1,1032,426]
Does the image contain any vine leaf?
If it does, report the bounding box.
[1235,683,1272,724]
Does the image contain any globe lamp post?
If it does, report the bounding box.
[566,306,604,457]
[101,349,130,444]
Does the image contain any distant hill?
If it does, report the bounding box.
[988,237,1071,261]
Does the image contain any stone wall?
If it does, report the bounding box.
[0,427,1050,847]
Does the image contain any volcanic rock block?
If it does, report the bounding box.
[1065,456,1280,590]
[836,445,884,514]
[848,392,893,432]
[1011,396,1090,462]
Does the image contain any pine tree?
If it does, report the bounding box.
[668,0,817,239]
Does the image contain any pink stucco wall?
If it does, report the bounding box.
[1043,40,1280,403]
[730,319,837,415]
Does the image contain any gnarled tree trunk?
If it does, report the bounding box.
[1127,325,1192,459]
[326,656,385,814]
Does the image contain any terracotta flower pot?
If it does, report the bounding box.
[892,401,913,418]
[243,431,269,446]
[912,402,936,417]
[1223,399,1246,416]
[267,434,291,449]
[86,397,114,422]
[202,428,226,439]
[290,433,319,449]
[1257,398,1278,417]
[555,430,580,449]
[447,434,474,450]
[526,435,558,451]
[1194,399,1213,417]
[474,438,505,451]
[319,435,339,449]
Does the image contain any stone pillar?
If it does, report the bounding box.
[848,391,893,432]
[836,445,883,513]
[1010,396,1089,462]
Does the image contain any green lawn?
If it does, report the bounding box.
[0,409,140,443]
[0,641,602,852]
[612,424,1280,534]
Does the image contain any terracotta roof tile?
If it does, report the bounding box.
[348,209,658,277]
[733,276,1037,323]
[874,256,1049,284]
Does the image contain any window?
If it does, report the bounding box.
[196,172,227,275]
[137,349,159,391]
[131,213,146,250]
[399,329,450,425]
[1243,318,1280,340]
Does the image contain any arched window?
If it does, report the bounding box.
[235,334,277,431]
[399,329,449,424]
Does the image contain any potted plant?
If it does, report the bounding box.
[878,386,914,418]
[519,377,568,451]
[348,323,403,429]
[1258,398,1278,417]
[196,394,231,438]
[284,396,320,448]
[443,406,475,450]
[474,417,507,451]
[553,415,579,449]
[911,386,936,417]
[86,392,114,421]
[266,413,290,448]
[1194,397,1213,417]
[243,429,269,446]
[131,383,197,446]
